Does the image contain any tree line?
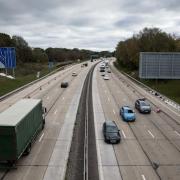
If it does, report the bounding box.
[115,27,180,70]
[0,33,112,65]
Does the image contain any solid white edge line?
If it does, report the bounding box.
[148,130,155,138]
[141,174,146,180]
[39,133,44,142]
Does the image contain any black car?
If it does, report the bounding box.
[61,82,69,88]
[135,98,151,113]
[103,121,121,144]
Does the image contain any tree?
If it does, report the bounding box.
[115,27,177,70]
[32,48,48,63]
[0,33,13,47]
[12,35,33,63]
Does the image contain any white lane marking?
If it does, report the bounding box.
[47,96,49,100]
[121,130,126,138]
[148,130,155,138]
[62,97,65,100]
[141,174,146,180]
[108,98,110,102]
[54,110,57,115]
[113,109,116,114]
[104,90,107,93]
[174,131,180,137]
[39,133,44,142]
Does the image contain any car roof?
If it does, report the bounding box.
[137,98,146,102]
[105,120,117,127]
[122,106,131,110]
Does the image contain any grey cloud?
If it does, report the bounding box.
[0,0,179,51]
[115,16,143,28]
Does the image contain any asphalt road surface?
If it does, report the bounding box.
[93,60,180,180]
[0,61,96,180]
[0,58,180,180]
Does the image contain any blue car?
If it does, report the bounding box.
[120,106,136,122]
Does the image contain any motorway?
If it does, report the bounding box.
[0,61,96,180]
[93,61,180,180]
[0,59,180,180]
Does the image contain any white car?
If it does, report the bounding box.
[107,69,111,73]
[103,75,110,80]
[101,72,106,76]
[72,72,77,76]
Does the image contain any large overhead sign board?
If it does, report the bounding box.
[139,52,180,79]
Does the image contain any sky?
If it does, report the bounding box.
[0,0,180,51]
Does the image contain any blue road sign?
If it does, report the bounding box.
[0,47,16,68]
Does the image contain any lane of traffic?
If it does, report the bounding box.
[97,63,180,179]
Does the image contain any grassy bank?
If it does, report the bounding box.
[114,61,180,104]
[0,63,58,97]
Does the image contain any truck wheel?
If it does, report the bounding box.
[24,144,31,155]
[42,119,45,129]
[7,160,15,166]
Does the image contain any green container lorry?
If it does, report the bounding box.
[0,99,45,165]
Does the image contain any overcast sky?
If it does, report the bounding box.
[0,0,179,51]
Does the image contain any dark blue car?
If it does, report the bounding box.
[120,106,136,122]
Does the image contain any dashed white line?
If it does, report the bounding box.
[104,90,107,93]
[113,109,116,114]
[148,130,155,138]
[123,98,127,102]
[62,97,65,100]
[174,131,180,137]
[54,110,57,115]
[47,96,49,100]
[121,130,126,138]
[108,98,110,102]
[141,174,146,180]
[39,133,44,142]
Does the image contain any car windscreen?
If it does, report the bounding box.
[127,109,133,113]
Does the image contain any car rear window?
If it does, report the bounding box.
[127,109,133,113]
[107,125,118,132]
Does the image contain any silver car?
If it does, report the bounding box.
[135,99,151,113]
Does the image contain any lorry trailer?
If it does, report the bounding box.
[0,99,45,165]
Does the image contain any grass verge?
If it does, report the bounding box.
[0,63,60,97]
